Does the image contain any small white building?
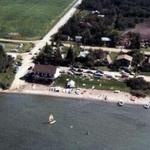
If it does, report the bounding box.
[67,80,75,88]
[78,51,89,58]
[75,36,82,43]
[98,14,105,18]
[92,10,100,15]
[101,37,111,42]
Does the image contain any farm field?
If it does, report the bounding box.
[0,0,74,40]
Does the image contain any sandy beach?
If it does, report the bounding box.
[2,83,150,106]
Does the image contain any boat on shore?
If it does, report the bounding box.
[117,101,124,107]
[143,104,150,109]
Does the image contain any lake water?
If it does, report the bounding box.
[0,93,150,150]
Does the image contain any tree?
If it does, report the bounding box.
[109,30,119,47]
[53,47,62,65]
[132,49,144,72]
[65,47,75,65]
[35,44,54,64]
[55,0,150,47]
[126,77,150,90]
[0,45,7,72]
[128,32,141,49]
[140,63,150,72]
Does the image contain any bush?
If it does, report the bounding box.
[0,67,15,90]
[130,90,146,98]
[126,77,150,90]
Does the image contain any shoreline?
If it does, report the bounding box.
[1,85,150,107]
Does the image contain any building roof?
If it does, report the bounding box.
[78,51,89,58]
[101,37,111,42]
[75,36,82,39]
[117,54,133,62]
[67,80,75,88]
[33,64,57,76]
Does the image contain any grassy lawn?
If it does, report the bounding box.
[141,48,150,52]
[109,52,118,61]
[0,0,74,40]
[97,66,111,71]
[0,42,34,53]
[55,75,130,92]
[140,72,150,76]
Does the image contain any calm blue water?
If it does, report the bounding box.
[0,93,150,150]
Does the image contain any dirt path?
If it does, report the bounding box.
[63,43,150,56]
[0,38,39,44]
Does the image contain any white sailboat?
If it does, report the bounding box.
[48,114,56,124]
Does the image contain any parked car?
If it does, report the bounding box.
[69,67,76,72]
[120,67,134,75]
[67,71,74,75]
[90,67,97,70]
[74,72,82,75]
[94,72,103,77]
[77,69,83,72]
[96,70,104,74]
[85,70,94,74]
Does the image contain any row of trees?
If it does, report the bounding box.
[0,45,15,89]
[35,44,109,68]
[0,45,13,73]
[35,44,75,66]
[80,0,150,30]
[36,42,148,71]
[126,77,150,97]
[54,13,120,47]
[54,0,150,47]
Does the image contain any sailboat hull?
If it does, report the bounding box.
[49,120,56,124]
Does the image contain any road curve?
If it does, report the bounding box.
[10,0,83,90]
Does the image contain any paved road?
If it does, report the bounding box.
[63,43,150,56]
[10,0,82,90]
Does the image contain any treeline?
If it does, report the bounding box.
[0,45,15,89]
[126,77,150,97]
[54,0,150,46]
[35,44,78,66]
[0,45,13,72]
[80,0,150,30]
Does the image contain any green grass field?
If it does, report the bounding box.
[55,75,130,92]
[0,0,74,40]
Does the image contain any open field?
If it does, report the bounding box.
[0,0,74,40]
[0,42,34,53]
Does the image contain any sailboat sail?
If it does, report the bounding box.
[49,114,54,122]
